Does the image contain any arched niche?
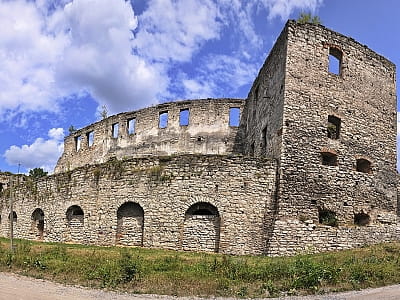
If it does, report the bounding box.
[31,208,45,240]
[183,202,220,253]
[116,202,144,246]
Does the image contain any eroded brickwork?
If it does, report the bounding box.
[0,21,398,256]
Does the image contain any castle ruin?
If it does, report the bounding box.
[0,21,398,256]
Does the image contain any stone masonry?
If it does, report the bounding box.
[0,20,398,256]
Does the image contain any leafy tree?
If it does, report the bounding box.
[68,125,77,134]
[297,12,321,25]
[100,105,108,119]
[29,168,48,179]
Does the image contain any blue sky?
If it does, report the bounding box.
[0,0,399,174]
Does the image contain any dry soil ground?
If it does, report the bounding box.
[0,272,399,300]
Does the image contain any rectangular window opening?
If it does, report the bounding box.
[356,159,372,174]
[262,126,267,149]
[159,111,168,128]
[229,107,240,127]
[75,135,82,151]
[321,152,338,166]
[127,118,136,135]
[0,183,3,193]
[112,123,119,138]
[179,109,190,126]
[86,131,94,147]
[329,47,342,75]
[327,115,341,139]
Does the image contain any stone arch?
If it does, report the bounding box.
[31,208,44,240]
[182,202,220,253]
[66,205,84,243]
[116,202,144,246]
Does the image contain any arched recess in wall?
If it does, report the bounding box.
[31,208,44,240]
[66,205,84,243]
[182,202,220,253]
[116,202,144,246]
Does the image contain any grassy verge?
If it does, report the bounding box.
[0,238,399,298]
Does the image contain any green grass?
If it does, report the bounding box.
[0,238,399,298]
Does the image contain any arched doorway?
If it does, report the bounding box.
[31,208,44,240]
[182,202,220,253]
[116,202,144,246]
[66,205,84,243]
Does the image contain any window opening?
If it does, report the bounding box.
[159,111,168,128]
[186,202,219,217]
[321,152,338,166]
[229,107,240,127]
[31,208,45,239]
[318,209,338,227]
[329,47,342,75]
[179,109,190,126]
[127,118,136,135]
[75,136,82,151]
[327,115,341,139]
[262,126,267,148]
[354,213,370,226]
[0,183,3,193]
[8,211,17,222]
[112,123,119,138]
[356,159,372,173]
[86,131,94,147]
[66,205,84,221]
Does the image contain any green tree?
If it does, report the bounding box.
[68,125,76,134]
[297,12,321,25]
[29,168,48,179]
[100,105,108,119]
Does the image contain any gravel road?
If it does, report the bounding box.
[0,272,399,300]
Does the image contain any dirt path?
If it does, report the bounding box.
[0,272,399,300]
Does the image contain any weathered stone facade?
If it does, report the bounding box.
[0,21,398,256]
[55,98,245,173]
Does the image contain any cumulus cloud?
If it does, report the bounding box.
[4,128,65,173]
[260,0,323,20]
[0,0,324,119]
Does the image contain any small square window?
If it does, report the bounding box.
[321,152,338,166]
[356,159,372,174]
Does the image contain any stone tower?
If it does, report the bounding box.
[242,20,398,255]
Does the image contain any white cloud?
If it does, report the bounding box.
[4,128,65,173]
[0,0,324,119]
[134,0,221,63]
[260,0,323,20]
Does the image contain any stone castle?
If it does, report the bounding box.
[0,21,398,256]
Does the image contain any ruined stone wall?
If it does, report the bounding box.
[264,21,398,254]
[55,99,245,173]
[240,26,287,160]
[0,155,277,255]
[1,21,399,257]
